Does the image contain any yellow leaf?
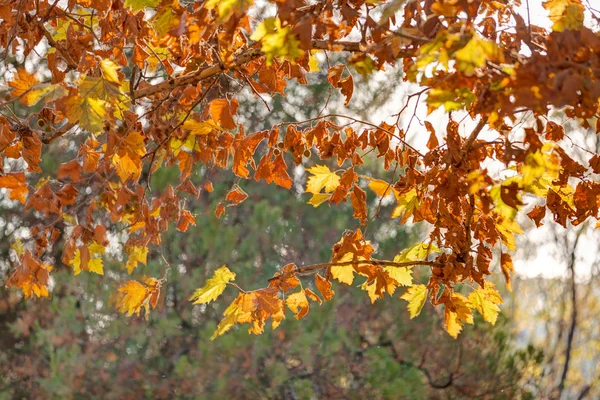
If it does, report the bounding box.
[64,96,108,133]
[543,0,584,32]
[495,216,523,251]
[443,293,474,339]
[112,153,141,183]
[400,284,428,318]
[305,165,340,194]
[87,257,104,275]
[367,178,393,197]
[468,283,503,325]
[307,192,332,207]
[286,290,309,319]
[393,242,440,264]
[331,264,355,285]
[11,239,24,257]
[69,249,82,275]
[125,246,149,274]
[100,59,121,84]
[250,17,304,65]
[189,265,236,305]
[361,281,379,304]
[454,34,503,75]
[206,0,252,20]
[384,266,413,286]
[182,119,221,135]
[88,242,105,256]
[117,280,149,316]
[124,0,159,11]
[391,188,418,219]
[309,52,321,72]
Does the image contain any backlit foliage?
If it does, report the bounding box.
[1,0,600,339]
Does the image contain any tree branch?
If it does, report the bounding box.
[132,40,409,100]
[268,259,437,282]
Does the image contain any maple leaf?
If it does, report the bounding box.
[391,189,419,221]
[394,242,440,263]
[286,290,309,319]
[69,242,105,276]
[384,266,413,286]
[468,283,503,325]
[305,165,341,194]
[211,293,252,340]
[350,184,367,225]
[495,216,524,252]
[250,17,304,65]
[116,281,149,316]
[454,34,503,75]
[544,0,584,31]
[367,178,393,197]
[189,266,236,305]
[307,192,332,207]
[6,251,52,299]
[0,172,28,203]
[116,277,161,319]
[315,273,334,301]
[209,98,237,130]
[182,119,221,136]
[400,284,428,319]
[443,293,474,339]
[8,69,56,106]
[124,0,159,11]
[63,96,108,133]
[125,246,149,274]
[206,0,252,20]
[100,59,121,84]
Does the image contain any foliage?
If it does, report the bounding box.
[0,169,542,398]
[1,0,600,341]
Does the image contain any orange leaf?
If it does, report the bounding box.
[315,273,334,301]
[209,98,238,130]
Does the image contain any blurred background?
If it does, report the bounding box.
[1,51,599,400]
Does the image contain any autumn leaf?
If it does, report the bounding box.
[286,290,309,319]
[391,189,418,221]
[8,69,55,106]
[454,34,503,75]
[182,119,220,136]
[116,280,149,316]
[350,184,367,225]
[209,98,237,130]
[315,273,334,301]
[305,165,340,194]
[124,0,159,11]
[100,59,121,84]
[384,266,412,286]
[367,178,393,197]
[125,246,149,274]
[250,17,304,65]
[189,266,236,305]
[500,253,515,291]
[206,0,252,20]
[307,192,332,207]
[401,284,428,319]
[443,293,474,339]
[468,283,503,325]
[543,0,584,32]
[0,172,28,203]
